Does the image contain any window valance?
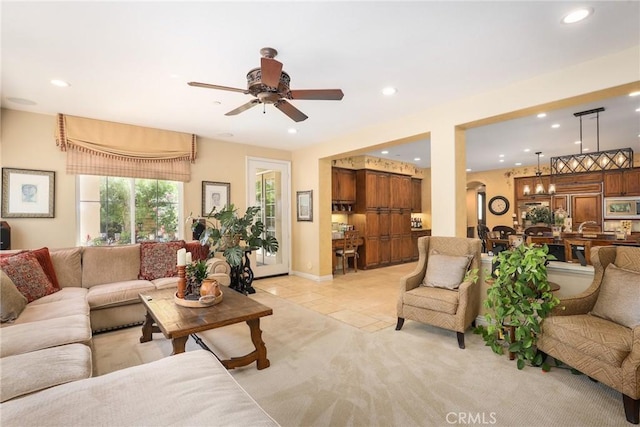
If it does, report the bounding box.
[55,114,196,181]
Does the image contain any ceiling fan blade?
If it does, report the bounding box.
[225,99,260,116]
[260,57,283,89]
[274,100,308,122]
[288,89,344,100]
[188,81,249,94]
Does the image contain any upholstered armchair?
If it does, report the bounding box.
[396,236,482,349]
[537,246,640,424]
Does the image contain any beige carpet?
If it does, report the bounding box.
[93,290,624,427]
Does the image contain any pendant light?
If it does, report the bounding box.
[523,152,555,196]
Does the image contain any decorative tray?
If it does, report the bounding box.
[174,292,223,308]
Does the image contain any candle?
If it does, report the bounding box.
[185,252,192,265]
[177,248,187,266]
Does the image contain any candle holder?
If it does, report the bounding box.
[177,265,186,299]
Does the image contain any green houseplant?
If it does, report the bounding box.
[197,204,279,268]
[475,244,560,370]
[526,206,552,226]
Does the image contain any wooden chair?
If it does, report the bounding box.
[563,238,592,266]
[477,224,490,253]
[492,225,516,239]
[524,226,552,236]
[335,230,360,274]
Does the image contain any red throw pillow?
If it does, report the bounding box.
[139,241,186,281]
[185,241,210,262]
[29,247,61,291]
[0,251,58,302]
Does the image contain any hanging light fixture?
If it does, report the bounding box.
[550,107,634,174]
[523,151,556,196]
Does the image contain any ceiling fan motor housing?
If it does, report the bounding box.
[246,68,290,101]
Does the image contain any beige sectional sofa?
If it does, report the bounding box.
[0,242,232,405]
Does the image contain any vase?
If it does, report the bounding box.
[200,278,221,297]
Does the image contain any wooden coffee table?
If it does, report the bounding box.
[138,287,272,370]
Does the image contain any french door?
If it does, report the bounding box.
[247,157,290,277]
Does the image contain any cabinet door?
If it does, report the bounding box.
[390,211,404,235]
[624,169,640,196]
[411,179,422,212]
[571,194,602,226]
[390,175,411,209]
[379,236,391,265]
[364,211,380,237]
[377,173,390,208]
[363,237,380,268]
[338,169,356,202]
[604,171,624,196]
[552,195,568,212]
[401,234,413,261]
[390,235,402,263]
[331,168,340,201]
[379,210,390,237]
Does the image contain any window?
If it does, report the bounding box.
[78,175,182,245]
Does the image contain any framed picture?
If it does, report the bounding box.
[296,190,313,222]
[1,168,55,218]
[202,181,230,217]
[604,197,640,219]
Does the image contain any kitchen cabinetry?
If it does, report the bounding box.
[604,168,640,196]
[356,170,389,209]
[571,194,602,227]
[411,178,422,212]
[390,174,411,209]
[331,168,356,203]
[411,230,431,260]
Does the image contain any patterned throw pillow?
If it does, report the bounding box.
[29,247,61,291]
[0,251,58,302]
[185,241,210,261]
[422,250,474,290]
[139,241,186,281]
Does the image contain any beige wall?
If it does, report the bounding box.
[1,109,291,250]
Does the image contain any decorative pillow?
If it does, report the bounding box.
[591,264,640,328]
[0,252,57,303]
[422,250,474,290]
[185,241,210,261]
[29,247,61,291]
[0,270,28,322]
[139,241,186,281]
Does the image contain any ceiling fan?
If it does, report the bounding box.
[188,47,344,122]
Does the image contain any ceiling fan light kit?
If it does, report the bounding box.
[550,107,634,175]
[188,47,344,122]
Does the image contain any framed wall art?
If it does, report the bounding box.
[1,168,55,218]
[296,190,313,222]
[202,181,230,216]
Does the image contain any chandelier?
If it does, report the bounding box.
[523,151,556,196]
[550,107,634,175]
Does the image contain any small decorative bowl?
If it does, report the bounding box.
[174,291,223,308]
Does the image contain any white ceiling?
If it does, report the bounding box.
[2,1,639,172]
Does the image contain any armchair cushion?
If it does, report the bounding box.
[404,286,459,315]
[542,314,632,367]
[591,264,640,328]
[422,250,472,290]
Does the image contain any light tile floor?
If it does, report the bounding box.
[253,262,417,332]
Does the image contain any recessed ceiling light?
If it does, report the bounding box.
[413,157,421,161]
[515,162,522,166]
[551,124,560,129]
[537,113,547,118]
[212,101,221,105]
[288,128,297,134]
[562,8,592,24]
[629,91,640,97]
[583,148,590,152]
[217,132,234,138]
[539,153,545,157]
[574,140,582,144]
[499,154,505,158]
[7,97,37,105]
[499,159,505,163]
[381,150,389,154]
[169,74,180,79]
[50,79,70,87]
[636,107,640,112]
[524,148,531,152]
[381,87,397,96]
[466,168,472,172]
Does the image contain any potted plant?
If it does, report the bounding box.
[197,204,279,268]
[475,244,560,370]
[185,259,209,299]
[526,206,552,226]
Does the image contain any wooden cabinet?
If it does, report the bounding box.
[356,170,389,210]
[412,230,431,260]
[331,168,356,202]
[571,194,602,226]
[411,178,422,212]
[604,169,640,196]
[551,195,568,212]
[390,174,411,209]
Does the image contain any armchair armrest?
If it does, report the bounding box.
[552,287,600,316]
[399,268,424,293]
[622,326,640,399]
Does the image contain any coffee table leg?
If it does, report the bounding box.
[171,336,189,355]
[140,311,154,343]
[247,318,270,370]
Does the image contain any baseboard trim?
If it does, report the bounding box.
[290,270,334,282]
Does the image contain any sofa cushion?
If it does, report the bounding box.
[541,314,632,367]
[0,343,92,402]
[422,250,472,289]
[152,276,180,290]
[0,251,58,302]
[0,270,27,323]
[27,287,88,307]
[139,240,186,281]
[13,297,89,325]
[0,350,277,426]
[404,286,459,314]
[0,314,91,357]
[591,264,640,328]
[87,280,156,309]
[82,245,141,287]
[50,247,83,287]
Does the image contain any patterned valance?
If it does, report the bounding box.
[55,114,196,181]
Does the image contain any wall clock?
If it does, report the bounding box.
[488,196,510,216]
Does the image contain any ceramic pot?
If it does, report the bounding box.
[200,279,221,297]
